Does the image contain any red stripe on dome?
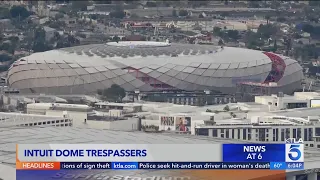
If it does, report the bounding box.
[263,52,286,83]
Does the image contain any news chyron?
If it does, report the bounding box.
[285,138,304,162]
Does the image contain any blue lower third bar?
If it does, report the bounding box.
[138,162,270,169]
[270,162,286,170]
[111,162,138,170]
[286,162,304,170]
[269,162,304,170]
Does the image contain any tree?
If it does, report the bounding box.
[99,84,126,102]
[48,21,66,29]
[53,31,61,41]
[93,0,112,4]
[265,15,270,25]
[145,1,157,7]
[178,10,188,17]
[89,14,98,20]
[227,30,239,41]
[34,27,46,41]
[112,35,120,42]
[0,7,10,19]
[10,6,30,20]
[71,1,90,11]
[314,51,319,59]
[54,13,64,20]
[0,42,15,54]
[276,17,286,23]
[188,0,209,7]
[293,47,301,60]
[301,50,309,62]
[172,9,177,17]
[213,27,221,36]
[273,39,277,52]
[221,12,229,17]
[109,11,126,19]
[0,53,12,62]
[248,1,260,8]
[32,41,52,52]
[32,27,52,52]
[302,24,314,34]
[8,36,19,44]
[245,31,264,49]
[309,0,320,7]
[56,40,71,48]
[257,24,277,39]
[67,35,79,45]
[97,89,103,95]
[130,13,139,18]
[7,36,19,54]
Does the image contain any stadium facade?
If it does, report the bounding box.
[7,41,303,94]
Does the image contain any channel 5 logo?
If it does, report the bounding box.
[285,140,304,162]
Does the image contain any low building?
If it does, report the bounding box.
[255,92,320,110]
[1,94,68,108]
[57,95,100,105]
[1,95,34,109]
[94,102,143,113]
[26,103,91,125]
[0,112,72,128]
[195,120,320,148]
[43,26,57,41]
[39,17,49,25]
[0,19,13,31]
[25,102,141,131]
[139,92,235,106]
[28,15,40,24]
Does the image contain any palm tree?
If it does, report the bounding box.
[265,15,271,25]
[218,39,224,46]
[273,39,277,52]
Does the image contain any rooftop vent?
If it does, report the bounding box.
[277,92,284,97]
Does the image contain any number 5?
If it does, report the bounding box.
[289,145,301,161]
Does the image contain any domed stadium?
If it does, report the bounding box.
[7,41,303,95]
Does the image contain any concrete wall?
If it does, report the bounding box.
[0,164,15,180]
[109,119,138,131]
[27,108,46,115]
[108,110,123,117]
[46,110,87,126]
[141,119,159,126]
[80,120,111,129]
[78,118,139,131]
[255,95,310,110]
[255,96,277,105]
